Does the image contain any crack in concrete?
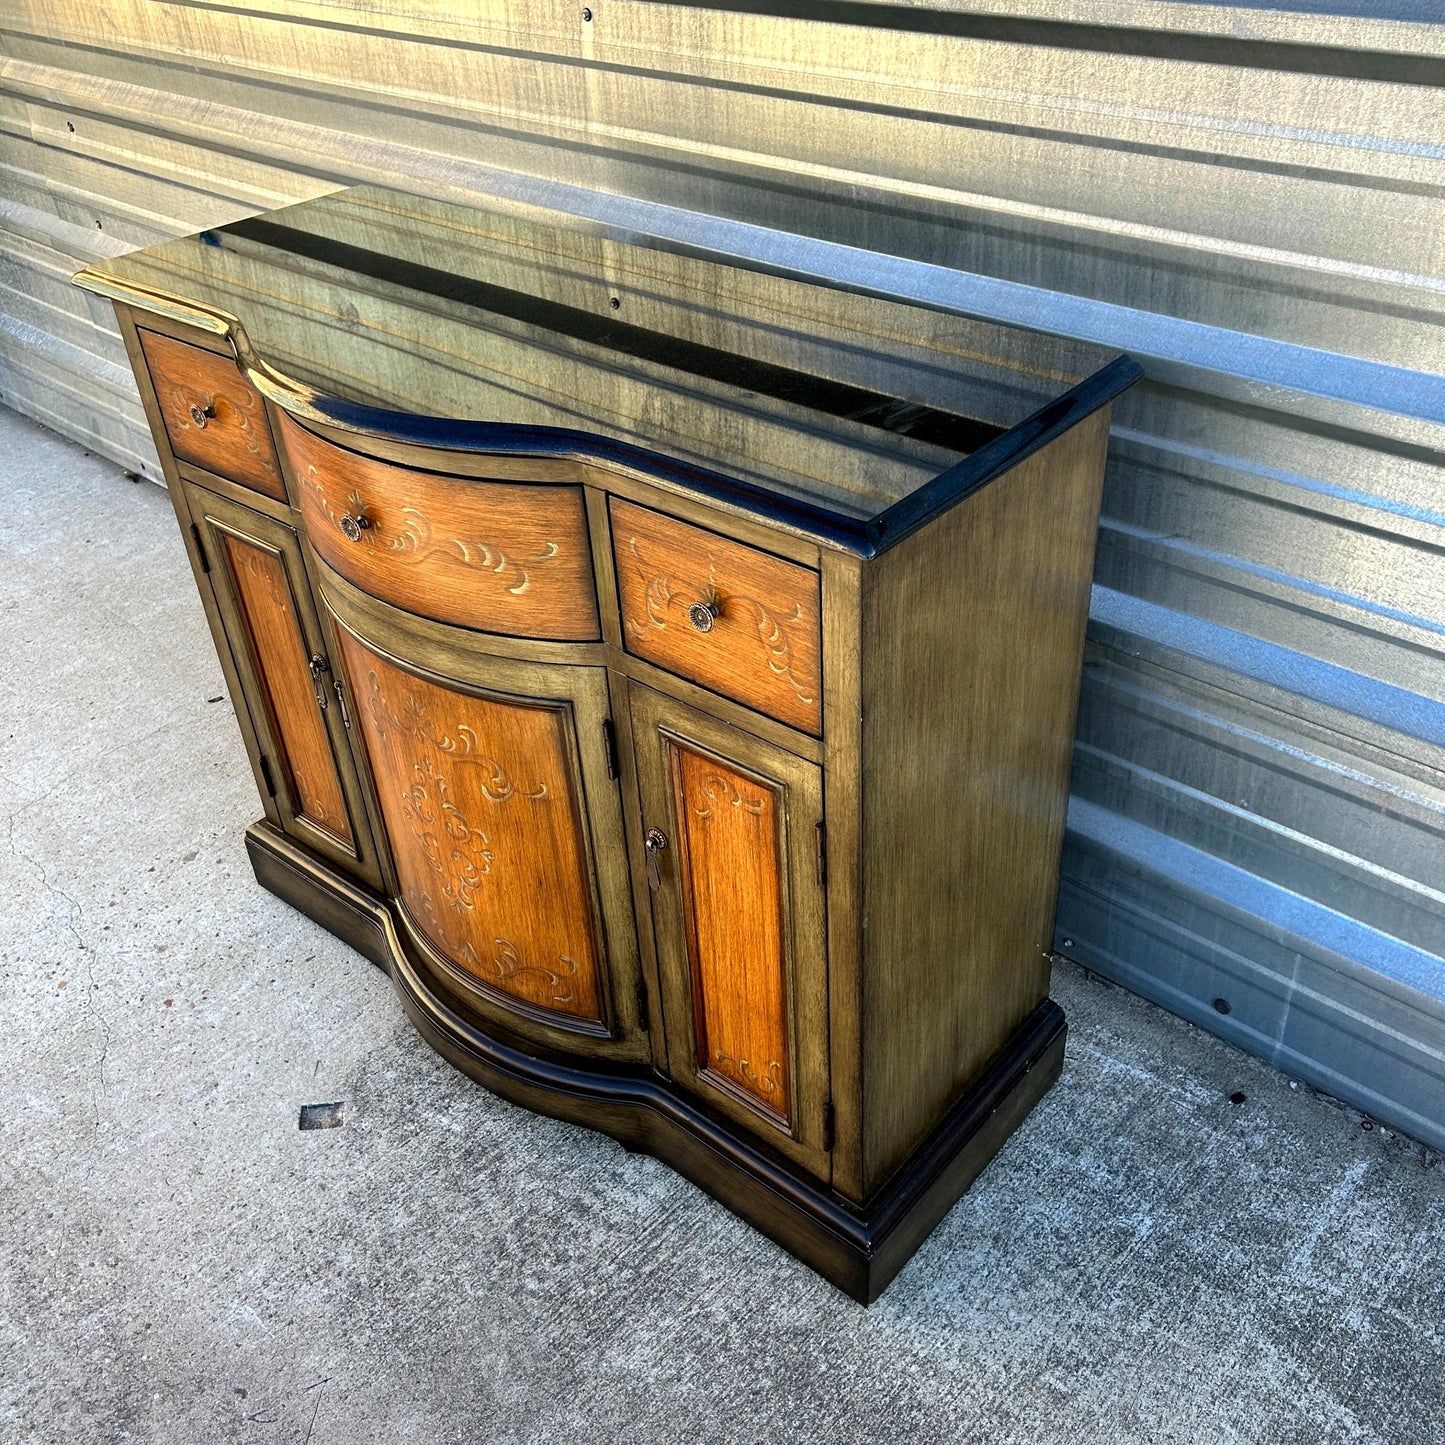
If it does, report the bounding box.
[302,1376,330,1445]
[2,806,110,1141]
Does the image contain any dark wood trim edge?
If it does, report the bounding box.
[245,822,394,974]
[868,355,1140,551]
[244,820,1066,1304]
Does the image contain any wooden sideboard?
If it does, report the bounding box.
[75,187,1139,1301]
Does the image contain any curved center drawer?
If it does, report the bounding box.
[610,499,822,735]
[280,414,600,641]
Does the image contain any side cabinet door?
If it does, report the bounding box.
[183,481,380,887]
[629,683,830,1180]
[329,611,649,1062]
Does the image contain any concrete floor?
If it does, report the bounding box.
[1,402,1442,1445]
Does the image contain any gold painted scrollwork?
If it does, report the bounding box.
[340,631,604,1024]
[300,465,562,598]
[362,670,545,802]
[401,755,494,916]
[692,772,767,818]
[709,1050,786,1103]
[457,936,580,1007]
[383,507,559,596]
[623,536,816,709]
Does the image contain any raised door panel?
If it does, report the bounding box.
[222,536,352,848]
[673,745,793,1121]
[630,684,829,1179]
[331,619,647,1059]
[185,483,379,886]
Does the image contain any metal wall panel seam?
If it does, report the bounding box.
[1068,798,1445,1011]
[1091,587,1445,753]
[2,59,1441,428]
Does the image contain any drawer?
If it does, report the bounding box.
[138,329,286,500]
[610,499,822,735]
[280,414,600,641]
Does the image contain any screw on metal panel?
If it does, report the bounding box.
[609,296,621,310]
[1213,997,1231,1015]
[1061,938,1074,948]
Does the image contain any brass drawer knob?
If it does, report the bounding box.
[188,401,216,428]
[339,510,371,542]
[687,599,719,633]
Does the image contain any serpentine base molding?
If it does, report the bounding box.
[246,820,1067,1305]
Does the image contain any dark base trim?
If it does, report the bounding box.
[246,821,1065,1304]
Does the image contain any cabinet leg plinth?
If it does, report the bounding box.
[245,820,1066,1304]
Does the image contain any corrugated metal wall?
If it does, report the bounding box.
[3,1,1441,1146]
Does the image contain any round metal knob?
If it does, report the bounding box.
[687,599,719,633]
[645,828,668,852]
[188,402,215,428]
[339,511,371,542]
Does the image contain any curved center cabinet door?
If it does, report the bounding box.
[327,604,649,1062]
[629,684,831,1182]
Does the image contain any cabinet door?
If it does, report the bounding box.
[183,482,380,886]
[629,684,830,1179]
[330,612,648,1061]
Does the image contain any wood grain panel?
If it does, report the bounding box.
[336,630,605,1023]
[859,408,1113,1190]
[138,330,285,499]
[631,684,830,1178]
[670,743,791,1123]
[281,415,599,641]
[611,499,822,735]
[221,534,352,846]
[818,550,866,1202]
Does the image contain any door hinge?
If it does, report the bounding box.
[814,821,827,888]
[635,978,648,1018]
[257,752,277,799]
[602,718,620,780]
[189,521,210,573]
[822,1101,835,1152]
